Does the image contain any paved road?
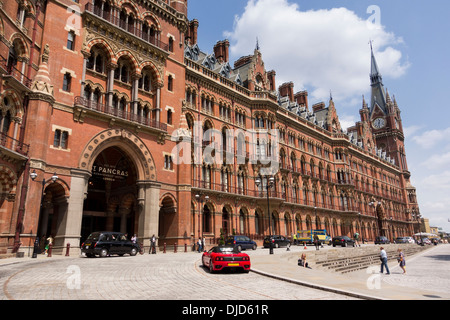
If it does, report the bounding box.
[380,244,450,298]
[0,249,356,301]
[1,244,448,302]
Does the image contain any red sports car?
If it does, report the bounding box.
[202,246,251,273]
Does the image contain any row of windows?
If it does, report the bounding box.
[196,166,405,215]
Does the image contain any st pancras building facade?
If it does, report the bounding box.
[0,0,421,255]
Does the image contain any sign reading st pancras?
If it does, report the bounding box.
[92,164,129,181]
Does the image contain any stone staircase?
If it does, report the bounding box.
[310,244,430,274]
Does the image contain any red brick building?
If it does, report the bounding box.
[0,0,421,255]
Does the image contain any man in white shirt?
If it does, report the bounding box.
[380,247,390,275]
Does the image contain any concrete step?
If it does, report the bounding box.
[312,244,430,274]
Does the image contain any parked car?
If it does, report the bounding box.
[405,236,415,244]
[395,237,415,244]
[395,237,409,244]
[331,236,355,247]
[225,235,257,251]
[263,235,291,248]
[202,246,251,273]
[81,231,139,258]
[375,236,390,245]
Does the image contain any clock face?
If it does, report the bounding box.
[373,117,386,129]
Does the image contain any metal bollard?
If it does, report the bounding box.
[174,243,177,253]
[47,243,52,257]
[65,243,70,256]
[185,243,187,252]
[163,243,166,253]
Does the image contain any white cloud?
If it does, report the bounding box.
[225,0,410,106]
[338,114,358,132]
[403,125,423,137]
[422,152,450,170]
[422,170,450,189]
[411,127,450,149]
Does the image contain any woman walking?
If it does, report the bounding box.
[397,248,406,274]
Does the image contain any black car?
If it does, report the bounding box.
[331,236,355,247]
[375,236,390,245]
[225,235,257,251]
[263,235,291,248]
[81,231,139,257]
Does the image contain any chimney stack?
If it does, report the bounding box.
[213,40,230,63]
[267,70,276,91]
[294,91,309,110]
[186,19,199,45]
[279,82,294,102]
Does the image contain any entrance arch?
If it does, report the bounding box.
[81,146,139,242]
[79,128,157,181]
[57,129,161,253]
[158,194,177,241]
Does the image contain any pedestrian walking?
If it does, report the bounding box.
[45,235,53,255]
[150,234,156,254]
[313,234,320,250]
[197,238,202,253]
[397,248,406,274]
[354,232,360,247]
[380,247,390,275]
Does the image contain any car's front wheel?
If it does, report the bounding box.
[99,248,108,257]
[252,244,257,250]
[130,248,137,256]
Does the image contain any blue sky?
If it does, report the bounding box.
[187,0,450,233]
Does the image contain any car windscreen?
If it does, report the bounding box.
[214,246,239,254]
[86,232,102,241]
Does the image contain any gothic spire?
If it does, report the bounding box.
[369,42,387,115]
[370,41,383,86]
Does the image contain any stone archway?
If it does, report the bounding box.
[57,129,160,254]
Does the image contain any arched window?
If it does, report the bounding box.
[255,212,260,235]
[168,37,174,52]
[202,164,211,189]
[114,57,133,84]
[0,109,12,134]
[239,209,245,234]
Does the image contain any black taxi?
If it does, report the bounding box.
[81,231,139,258]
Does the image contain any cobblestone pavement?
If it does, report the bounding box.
[0,248,356,301]
[380,244,450,298]
[1,244,448,301]
[251,243,450,300]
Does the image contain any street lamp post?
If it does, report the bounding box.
[413,210,424,246]
[255,176,275,254]
[195,194,209,251]
[358,212,364,244]
[389,216,393,242]
[369,201,382,236]
[30,170,58,258]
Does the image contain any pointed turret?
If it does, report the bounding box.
[370,43,383,86]
[369,43,387,115]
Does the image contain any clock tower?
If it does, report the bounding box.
[369,45,419,232]
[369,44,406,172]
